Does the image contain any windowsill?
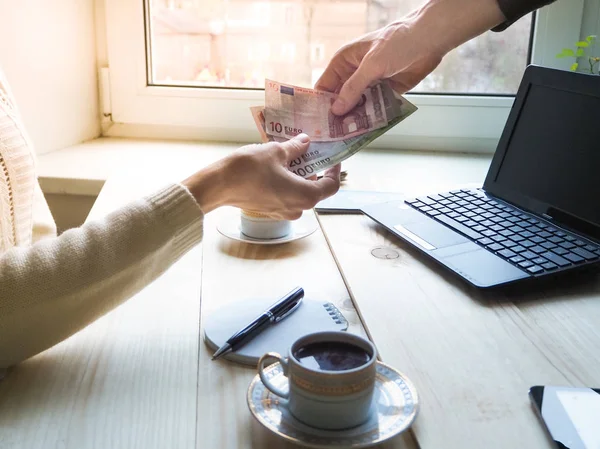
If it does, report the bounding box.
[37,137,494,198]
[37,137,245,196]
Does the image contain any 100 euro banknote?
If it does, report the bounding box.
[250,83,417,178]
[265,79,389,142]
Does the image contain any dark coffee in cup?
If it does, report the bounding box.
[292,341,372,371]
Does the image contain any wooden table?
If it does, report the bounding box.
[1,146,599,449]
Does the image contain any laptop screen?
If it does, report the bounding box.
[485,68,600,238]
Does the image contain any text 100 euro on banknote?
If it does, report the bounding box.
[251,82,417,178]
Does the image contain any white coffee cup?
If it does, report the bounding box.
[240,209,292,239]
[257,331,377,430]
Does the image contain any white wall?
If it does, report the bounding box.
[0,0,100,155]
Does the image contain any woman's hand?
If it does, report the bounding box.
[183,134,341,219]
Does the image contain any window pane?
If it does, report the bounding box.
[147,0,532,94]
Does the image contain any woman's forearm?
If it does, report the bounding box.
[0,183,203,369]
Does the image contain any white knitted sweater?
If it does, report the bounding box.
[0,69,204,376]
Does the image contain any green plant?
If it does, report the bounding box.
[556,35,599,74]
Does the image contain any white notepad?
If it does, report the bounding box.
[203,298,348,366]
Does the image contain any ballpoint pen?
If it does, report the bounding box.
[211,286,304,361]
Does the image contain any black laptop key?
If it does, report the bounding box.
[507,216,521,223]
[517,221,531,228]
[464,220,478,227]
[463,211,476,218]
[509,226,524,233]
[439,208,453,214]
[510,255,525,264]
[574,240,587,247]
[488,243,504,252]
[498,249,517,259]
[512,245,526,253]
[528,226,542,233]
[541,241,557,249]
[492,235,507,243]
[500,229,513,237]
[436,215,483,240]
[542,262,558,270]
[530,246,547,254]
[521,251,538,260]
[538,231,553,238]
[520,231,535,239]
[549,236,563,244]
[502,240,518,248]
[555,231,567,237]
[527,265,544,274]
[583,244,598,252]
[498,212,512,218]
[421,206,433,213]
[530,236,545,244]
[541,252,570,267]
[482,230,496,237]
[455,216,468,223]
[552,247,569,256]
[483,220,497,228]
[559,241,576,250]
[532,257,547,265]
[472,216,487,223]
[509,234,525,243]
[564,235,576,242]
[563,253,585,264]
[519,260,533,269]
[427,209,441,217]
[521,240,536,248]
[477,237,494,246]
[472,225,487,233]
[572,247,599,261]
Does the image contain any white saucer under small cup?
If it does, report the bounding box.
[217,210,318,245]
[247,361,419,448]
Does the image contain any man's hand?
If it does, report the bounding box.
[183,134,341,219]
[316,18,444,116]
[315,0,506,116]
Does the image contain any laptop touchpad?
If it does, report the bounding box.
[402,219,469,249]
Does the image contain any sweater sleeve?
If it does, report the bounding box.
[0,182,204,369]
[492,0,556,31]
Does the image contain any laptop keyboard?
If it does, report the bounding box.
[406,188,600,275]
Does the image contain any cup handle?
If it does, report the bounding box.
[258,352,290,399]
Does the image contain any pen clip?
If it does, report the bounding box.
[274,298,302,323]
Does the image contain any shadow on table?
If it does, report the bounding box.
[217,235,314,261]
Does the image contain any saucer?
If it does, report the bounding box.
[217,211,318,245]
[247,361,419,448]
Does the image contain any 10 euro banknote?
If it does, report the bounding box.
[251,82,417,178]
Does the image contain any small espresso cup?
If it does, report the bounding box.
[240,209,292,239]
[257,331,377,430]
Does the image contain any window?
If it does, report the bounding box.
[148,0,529,94]
[104,0,585,151]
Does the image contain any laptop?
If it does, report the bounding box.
[361,65,600,288]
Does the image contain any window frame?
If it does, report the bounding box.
[103,0,585,152]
